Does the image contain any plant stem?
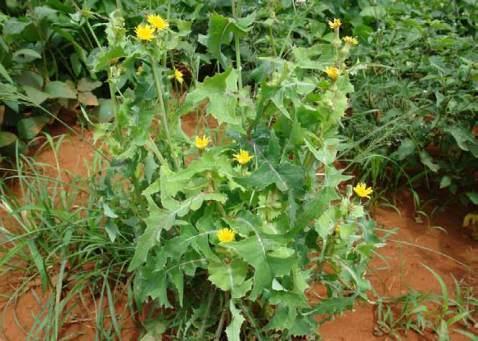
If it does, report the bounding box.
[240,301,264,341]
[231,0,243,90]
[150,54,179,169]
[214,292,229,340]
[198,287,215,338]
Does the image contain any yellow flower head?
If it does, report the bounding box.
[217,228,235,243]
[463,213,478,228]
[174,69,184,84]
[325,66,340,81]
[233,149,254,165]
[194,135,209,150]
[135,24,155,41]
[343,36,358,46]
[147,14,169,31]
[353,182,373,199]
[328,18,342,30]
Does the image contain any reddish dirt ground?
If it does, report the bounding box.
[1,131,477,340]
[319,199,478,340]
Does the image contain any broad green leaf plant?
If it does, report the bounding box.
[94,8,381,339]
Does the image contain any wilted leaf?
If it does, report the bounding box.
[78,91,99,106]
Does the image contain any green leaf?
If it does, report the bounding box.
[237,162,304,192]
[207,13,233,67]
[3,18,30,36]
[12,48,42,63]
[182,69,240,126]
[17,116,49,139]
[96,99,115,122]
[465,192,478,205]
[0,62,13,83]
[225,301,245,341]
[419,151,439,173]
[77,78,102,92]
[44,81,77,99]
[439,176,451,189]
[0,131,17,148]
[23,85,50,105]
[27,240,49,291]
[103,202,118,218]
[360,5,386,19]
[445,126,478,157]
[315,208,335,240]
[305,296,354,315]
[128,203,165,271]
[207,13,255,68]
[208,259,252,298]
[396,139,416,161]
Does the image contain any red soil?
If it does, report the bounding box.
[1,131,477,340]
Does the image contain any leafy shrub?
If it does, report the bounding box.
[341,0,478,203]
[90,8,381,338]
[0,2,109,160]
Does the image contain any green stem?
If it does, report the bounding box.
[198,287,215,338]
[107,68,118,121]
[231,0,243,90]
[150,54,179,169]
[269,25,276,56]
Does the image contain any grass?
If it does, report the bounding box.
[0,135,134,339]
[374,275,477,340]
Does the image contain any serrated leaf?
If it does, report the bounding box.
[208,259,251,298]
[225,301,245,341]
[305,296,354,315]
[182,69,240,126]
[237,161,304,192]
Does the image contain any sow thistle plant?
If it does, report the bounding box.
[92,10,381,339]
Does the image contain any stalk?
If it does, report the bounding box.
[198,287,216,338]
[231,0,243,90]
[150,54,180,169]
[214,292,229,340]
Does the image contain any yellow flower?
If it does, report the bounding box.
[233,149,253,165]
[343,36,358,46]
[174,69,184,84]
[353,182,373,199]
[195,135,209,150]
[147,14,169,31]
[328,18,342,30]
[325,66,340,81]
[135,24,155,41]
[463,213,478,228]
[217,228,235,243]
